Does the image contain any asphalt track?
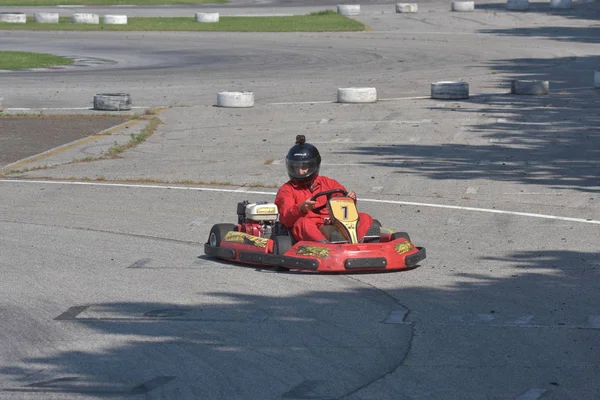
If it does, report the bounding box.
[1,1,600,399]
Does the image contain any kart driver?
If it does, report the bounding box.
[275,135,379,243]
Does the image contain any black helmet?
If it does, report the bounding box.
[285,135,321,184]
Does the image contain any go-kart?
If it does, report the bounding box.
[204,189,426,272]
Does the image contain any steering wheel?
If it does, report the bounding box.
[309,189,348,213]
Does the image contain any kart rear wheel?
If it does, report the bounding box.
[208,223,236,247]
[272,235,292,271]
[391,232,411,242]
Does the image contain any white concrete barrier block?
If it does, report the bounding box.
[510,80,549,95]
[94,93,132,111]
[550,0,572,7]
[103,15,128,25]
[217,91,254,108]
[507,0,530,10]
[451,1,475,11]
[593,70,600,89]
[337,87,377,103]
[0,12,26,23]
[34,12,59,23]
[337,5,361,16]
[431,81,469,100]
[72,13,99,24]
[396,3,418,13]
[195,12,219,23]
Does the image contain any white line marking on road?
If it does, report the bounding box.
[365,197,600,225]
[514,388,548,400]
[465,187,478,194]
[2,179,600,225]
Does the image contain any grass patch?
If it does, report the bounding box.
[0,11,365,32]
[0,0,223,5]
[104,116,161,157]
[0,50,73,70]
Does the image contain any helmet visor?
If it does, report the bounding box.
[286,158,319,180]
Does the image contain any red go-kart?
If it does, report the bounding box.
[204,189,426,272]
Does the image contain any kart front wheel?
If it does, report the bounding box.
[208,223,236,247]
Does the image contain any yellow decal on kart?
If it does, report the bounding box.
[394,241,414,255]
[256,207,276,214]
[297,245,330,259]
[224,231,269,248]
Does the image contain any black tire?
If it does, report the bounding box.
[273,235,292,255]
[271,221,291,238]
[93,93,132,111]
[208,223,236,247]
[391,232,411,242]
[272,235,293,271]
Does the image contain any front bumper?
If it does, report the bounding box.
[205,240,426,272]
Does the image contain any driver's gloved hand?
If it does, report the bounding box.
[300,200,316,213]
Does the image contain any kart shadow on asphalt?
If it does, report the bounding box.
[197,255,422,275]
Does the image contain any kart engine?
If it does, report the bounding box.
[237,201,279,238]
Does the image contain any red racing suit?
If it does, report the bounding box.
[275,175,374,242]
